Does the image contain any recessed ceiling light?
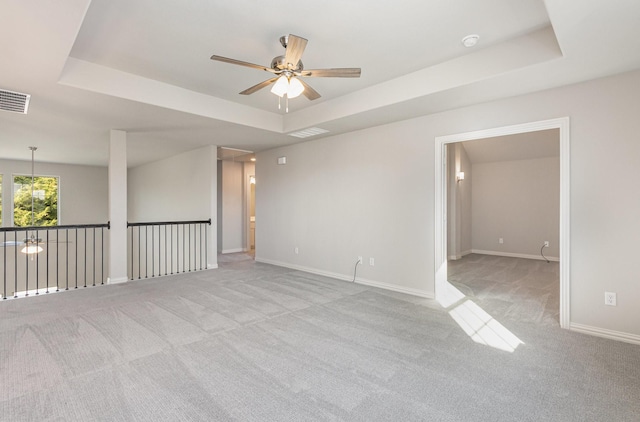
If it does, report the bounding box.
[462,34,479,48]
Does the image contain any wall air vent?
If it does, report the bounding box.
[288,127,329,139]
[0,89,31,114]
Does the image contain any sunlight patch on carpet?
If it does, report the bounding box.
[449,299,524,352]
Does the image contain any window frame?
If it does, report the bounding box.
[11,173,60,227]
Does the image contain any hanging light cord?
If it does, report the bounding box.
[30,146,36,228]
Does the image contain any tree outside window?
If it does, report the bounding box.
[13,176,58,226]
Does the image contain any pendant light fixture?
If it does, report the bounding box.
[21,146,43,255]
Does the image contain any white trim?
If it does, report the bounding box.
[107,276,128,284]
[256,257,434,299]
[207,263,219,269]
[435,117,571,328]
[570,323,640,346]
[471,249,559,262]
[448,249,472,260]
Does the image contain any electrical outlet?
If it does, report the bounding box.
[357,256,363,264]
[544,241,549,247]
[605,292,617,306]
[369,257,375,266]
[499,238,504,244]
[295,247,299,254]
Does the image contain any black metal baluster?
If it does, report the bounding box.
[138,226,141,280]
[25,231,29,297]
[170,224,174,274]
[35,229,40,294]
[75,229,78,289]
[56,228,60,292]
[201,223,205,270]
[205,222,208,270]
[92,227,96,286]
[152,225,155,277]
[3,232,6,299]
[145,226,148,278]
[130,225,133,280]
[84,228,87,288]
[101,227,105,285]
[46,230,50,293]
[14,232,18,298]
[182,224,186,273]
[158,225,161,276]
[65,229,69,290]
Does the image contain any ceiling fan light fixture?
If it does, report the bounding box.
[21,240,43,255]
[270,75,289,97]
[287,77,305,99]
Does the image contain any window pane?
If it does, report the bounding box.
[0,174,3,225]
[13,176,58,226]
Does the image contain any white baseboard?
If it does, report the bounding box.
[570,323,640,345]
[255,257,434,299]
[448,250,472,260]
[207,264,219,269]
[107,276,128,284]
[471,249,559,262]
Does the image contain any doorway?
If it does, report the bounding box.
[247,174,256,256]
[435,118,570,328]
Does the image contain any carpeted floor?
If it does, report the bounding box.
[448,254,560,326]
[1,254,638,421]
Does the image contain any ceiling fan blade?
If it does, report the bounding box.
[239,77,279,95]
[298,79,321,100]
[299,68,361,78]
[284,34,308,69]
[210,55,277,73]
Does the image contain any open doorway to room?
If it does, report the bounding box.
[247,173,256,258]
[217,147,256,263]
[445,130,560,329]
[435,118,570,332]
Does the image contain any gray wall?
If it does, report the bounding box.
[447,143,472,259]
[128,146,216,223]
[0,159,108,225]
[256,69,640,338]
[219,160,245,253]
[472,156,560,258]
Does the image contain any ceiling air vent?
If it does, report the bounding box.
[288,127,329,139]
[0,89,31,114]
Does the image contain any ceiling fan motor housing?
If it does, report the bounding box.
[271,55,303,72]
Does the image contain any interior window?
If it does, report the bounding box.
[13,175,58,226]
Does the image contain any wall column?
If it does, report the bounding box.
[207,145,218,268]
[108,129,128,283]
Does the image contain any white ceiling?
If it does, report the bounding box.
[1,0,639,167]
[462,129,559,164]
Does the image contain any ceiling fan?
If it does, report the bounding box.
[211,34,361,111]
